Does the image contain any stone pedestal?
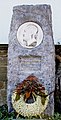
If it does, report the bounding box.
[7,5,55,116]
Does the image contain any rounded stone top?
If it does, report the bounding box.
[17,22,43,48]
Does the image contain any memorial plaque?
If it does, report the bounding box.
[18,56,41,71]
[17,22,43,48]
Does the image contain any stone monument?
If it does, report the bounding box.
[7,5,55,117]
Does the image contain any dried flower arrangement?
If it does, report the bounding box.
[12,75,49,118]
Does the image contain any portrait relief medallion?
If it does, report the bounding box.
[17,22,43,48]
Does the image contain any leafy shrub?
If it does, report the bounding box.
[0,104,16,120]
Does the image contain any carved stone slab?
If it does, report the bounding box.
[7,5,55,116]
[17,22,43,48]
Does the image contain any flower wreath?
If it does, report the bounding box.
[12,75,49,118]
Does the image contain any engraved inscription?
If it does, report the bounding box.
[18,56,41,71]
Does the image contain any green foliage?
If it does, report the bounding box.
[52,113,61,120]
[41,97,46,105]
[15,94,20,101]
[41,113,61,120]
[0,104,16,120]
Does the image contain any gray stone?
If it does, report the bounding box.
[7,5,55,116]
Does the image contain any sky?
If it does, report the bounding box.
[0,0,61,44]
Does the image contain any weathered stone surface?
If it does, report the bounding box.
[0,90,7,106]
[0,45,7,106]
[0,81,5,89]
[7,5,55,116]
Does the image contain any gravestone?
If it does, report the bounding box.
[7,5,55,117]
